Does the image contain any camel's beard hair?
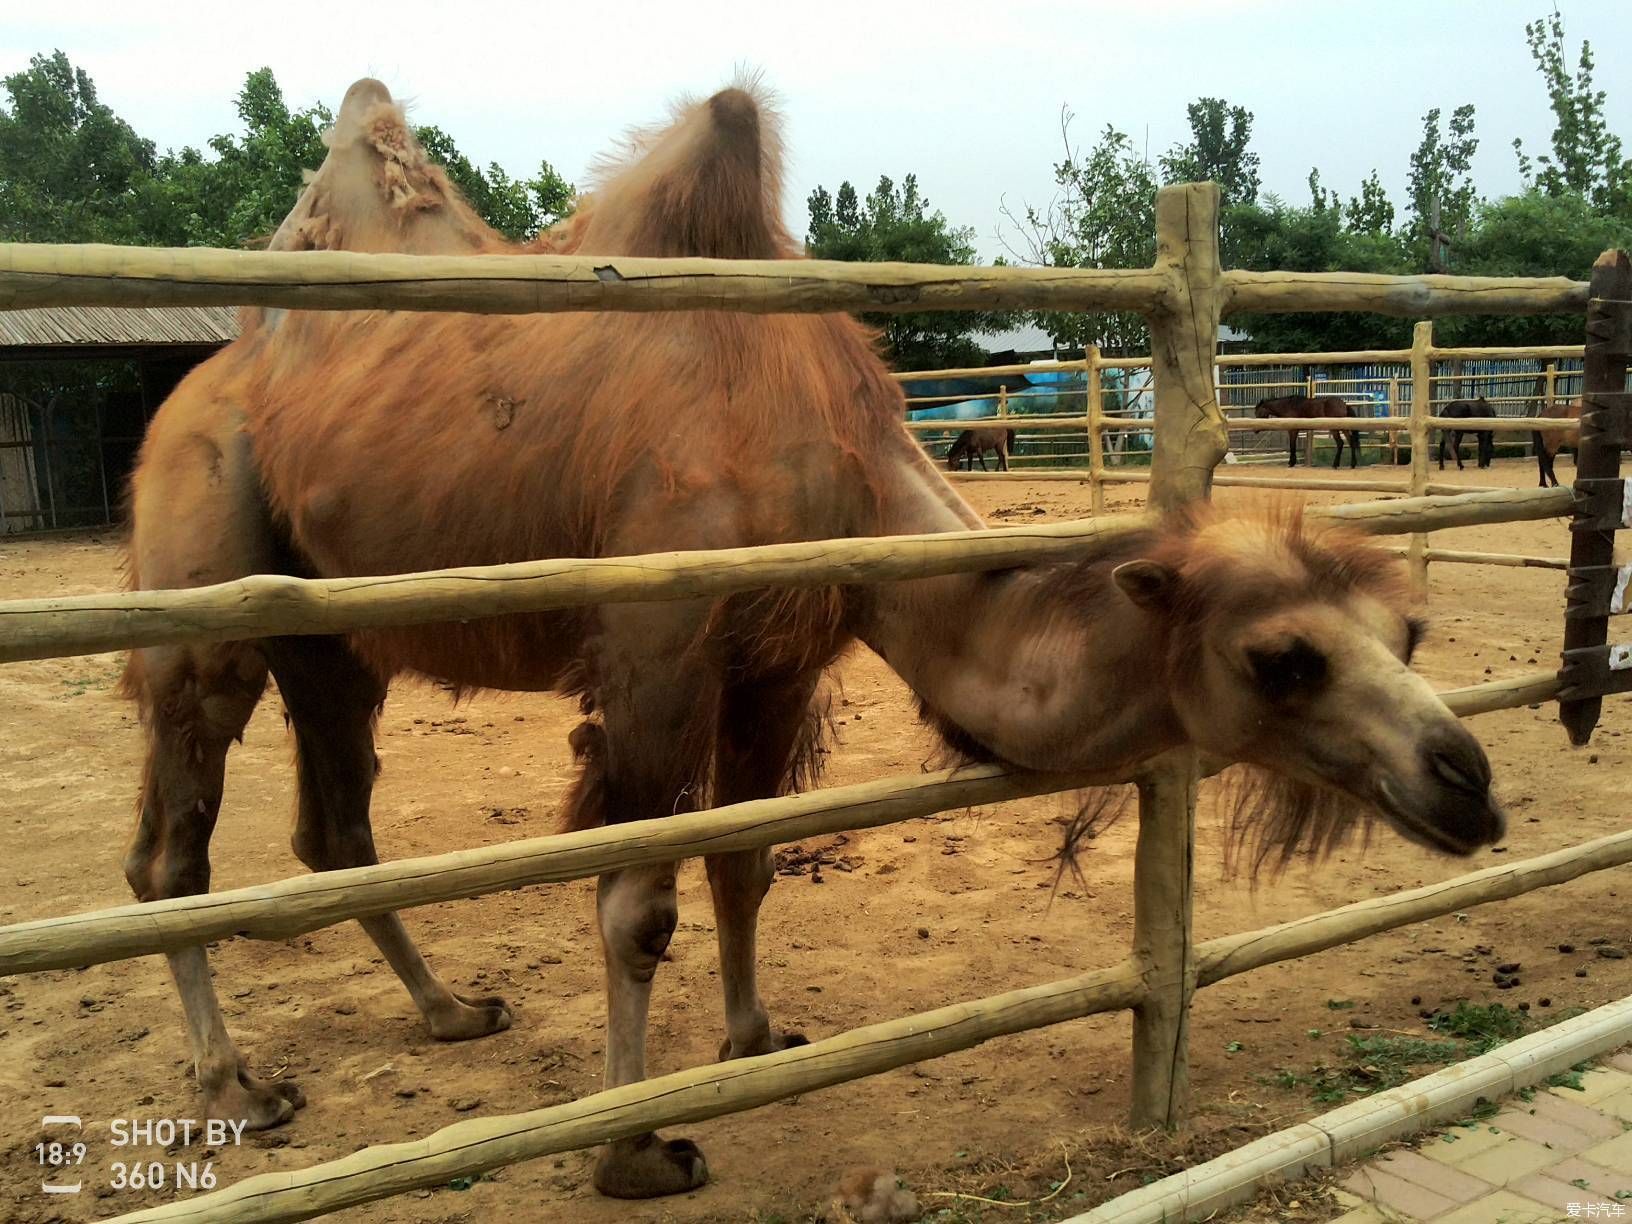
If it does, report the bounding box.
[1049,765,1378,887]
[1217,765,1376,880]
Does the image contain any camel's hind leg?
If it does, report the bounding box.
[708,675,821,1061]
[125,641,306,1129]
[265,635,512,1040]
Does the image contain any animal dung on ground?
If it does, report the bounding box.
[834,1166,921,1223]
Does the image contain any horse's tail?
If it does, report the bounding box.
[1005,428,1017,449]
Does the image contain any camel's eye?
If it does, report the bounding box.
[1404,617,1427,664]
[1246,639,1329,703]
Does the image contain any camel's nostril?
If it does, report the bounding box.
[1425,729,1493,796]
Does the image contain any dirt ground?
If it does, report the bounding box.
[1,456,1629,1223]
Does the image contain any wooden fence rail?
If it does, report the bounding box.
[0,487,1576,666]
[104,816,1632,1224]
[0,666,1557,981]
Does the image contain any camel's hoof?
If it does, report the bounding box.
[427,992,512,1041]
[593,1133,708,1199]
[718,1029,809,1060]
[202,1067,306,1131]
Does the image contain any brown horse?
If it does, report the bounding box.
[120,79,1505,1200]
[1254,395,1363,468]
[946,427,1016,471]
[1534,400,1582,488]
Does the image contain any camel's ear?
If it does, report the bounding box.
[1112,560,1178,610]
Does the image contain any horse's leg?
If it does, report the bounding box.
[707,676,821,1061]
[1479,431,1493,468]
[1330,430,1343,469]
[1349,430,1360,467]
[977,450,988,471]
[125,641,304,1128]
[1287,429,1298,467]
[265,635,512,1040]
[997,442,1009,472]
[588,603,716,1199]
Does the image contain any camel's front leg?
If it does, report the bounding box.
[707,848,809,1058]
[584,598,719,1199]
[593,862,706,1197]
[707,676,820,1059]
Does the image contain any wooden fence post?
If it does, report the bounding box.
[1131,182,1222,1131]
[1388,375,1401,466]
[1086,348,1106,512]
[1557,249,1632,746]
[1304,374,1317,467]
[1147,183,1226,510]
[1408,320,1434,598]
[1545,362,1558,409]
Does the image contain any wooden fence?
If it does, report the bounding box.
[897,329,1596,596]
[0,187,1626,1224]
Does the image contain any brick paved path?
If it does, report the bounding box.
[1332,1052,1632,1223]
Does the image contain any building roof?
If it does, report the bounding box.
[0,306,239,355]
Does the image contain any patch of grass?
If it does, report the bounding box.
[1425,1002,1531,1053]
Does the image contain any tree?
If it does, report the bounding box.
[1347,170,1395,235]
[1407,104,1478,270]
[1513,7,1628,215]
[1223,195,1412,351]
[806,172,1002,367]
[415,125,574,242]
[998,109,1158,351]
[0,50,157,242]
[1159,97,1260,207]
[1434,190,1632,346]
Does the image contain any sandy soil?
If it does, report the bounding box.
[1,457,1628,1223]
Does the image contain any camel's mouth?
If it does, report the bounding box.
[1372,777,1506,857]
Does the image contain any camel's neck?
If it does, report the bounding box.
[859,437,1185,774]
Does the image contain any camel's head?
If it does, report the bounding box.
[1114,506,1504,863]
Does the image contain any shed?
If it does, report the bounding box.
[0,306,238,533]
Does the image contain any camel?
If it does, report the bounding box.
[120,78,1507,1200]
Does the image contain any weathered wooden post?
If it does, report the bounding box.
[997,385,1009,418]
[1408,320,1434,598]
[1558,249,1632,746]
[1086,348,1106,512]
[1131,182,1224,1131]
[1388,375,1401,466]
[1545,361,1558,409]
[1304,374,1317,467]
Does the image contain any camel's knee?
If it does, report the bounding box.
[290,817,377,873]
[123,798,217,902]
[598,873,679,983]
[707,849,774,908]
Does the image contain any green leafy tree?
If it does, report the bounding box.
[1407,104,1478,270]
[999,109,1158,351]
[415,125,574,241]
[1513,7,1628,214]
[1159,98,1261,207]
[807,172,1002,368]
[1435,190,1632,345]
[0,50,157,242]
[1347,170,1395,235]
[137,68,333,248]
[1223,195,1412,351]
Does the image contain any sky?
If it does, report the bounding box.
[4,1,1627,272]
